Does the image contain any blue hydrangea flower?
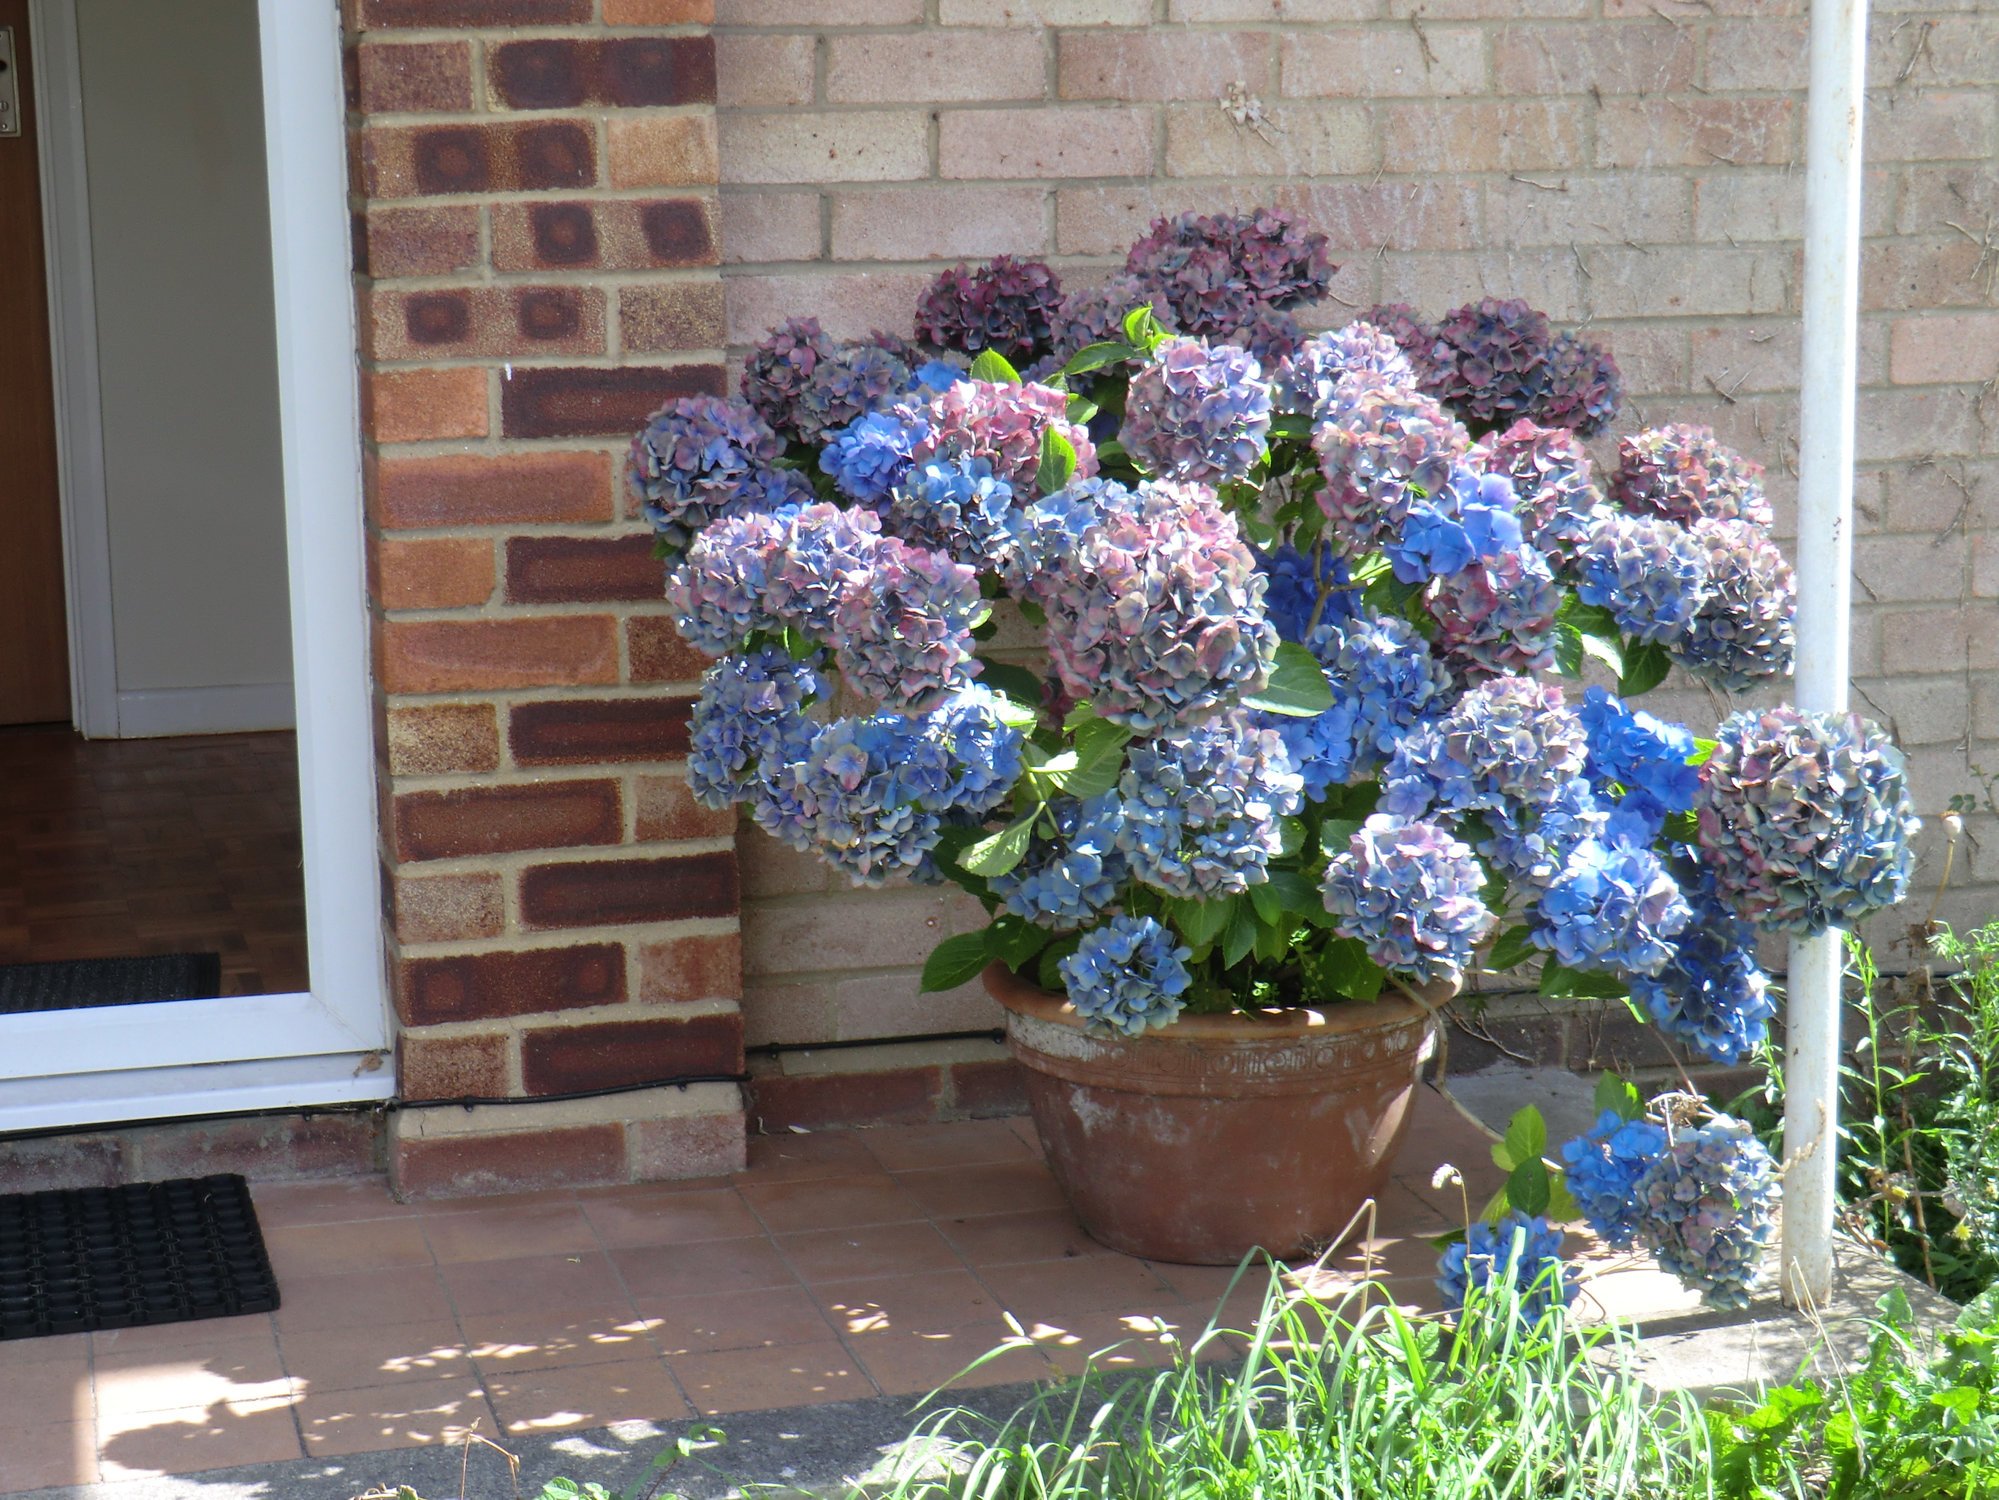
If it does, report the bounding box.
[1577,686,1699,833]
[1262,610,1452,798]
[665,507,791,654]
[1110,710,1304,900]
[1379,675,1590,821]
[1058,915,1193,1036]
[1668,518,1797,691]
[1560,1111,1668,1250]
[990,797,1126,930]
[1631,872,1776,1064]
[1313,376,1470,555]
[763,503,885,642]
[629,395,785,549]
[831,537,982,712]
[1119,336,1274,486]
[1386,466,1524,585]
[1699,707,1920,936]
[1476,779,1609,892]
[931,686,1026,819]
[1633,1113,1779,1309]
[1321,814,1496,986]
[908,360,968,400]
[1276,320,1417,419]
[822,407,928,505]
[687,646,824,809]
[1532,836,1691,978]
[886,455,1022,575]
[1574,513,1711,645]
[1256,543,1357,645]
[1438,1212,1573,1321]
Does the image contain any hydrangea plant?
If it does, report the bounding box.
[633,206,1920,1318]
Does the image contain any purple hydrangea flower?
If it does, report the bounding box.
[1119,336,1274,485]
[1361,302,1448,388]
[665,507,792,654]
[1426,297,1557,435]
[742,316,837,439]
[821,406,929,505]
[763,502,885,640]
[1042,481,1278,733]
[1321,814,1496,985]
[990,796,1127,930]
[1631,872,1776,1064]
[1058,914,1193,1036]
[1532,835,1691,978]
[1379,675,1590,820]
[1472,419,1604,563]
[794,341,910,444]
[1611,424,1774,529]
[1540,331,1623,437]
[831,537,982,712]
[1560,1111,1668,1250]
[1312,376,1470,554]
[1577,686,1700,832]
[1668,519,1797,690]
[1110,709,1304,900]
[915,255,1063,365]
[1425,543,1561,683]
[1632,1113,1779,1309]
[1125,209,1334,335]
[1698,707,1920,935]
[1275,320,1417,419]
[687,645,825,809]
[628,395,785,548]
[1220,304,1308,367]
[1574,512,1712,645]
[1262,610,1451,798]
[911,379,1098,495]
[1050,273,1168,360]
[1438,1212,1573,1321]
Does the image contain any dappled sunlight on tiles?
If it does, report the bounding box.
[671,1343,874,1416]
[486,1359,691,1436]
[293,1376,494,1458]
[464,1311,665,1372]
[97,1394,303,1478]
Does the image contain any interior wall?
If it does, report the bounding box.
[76,0,293,736]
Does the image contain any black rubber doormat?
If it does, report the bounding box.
[0,952,224,1013]
[0,1175,281,1340]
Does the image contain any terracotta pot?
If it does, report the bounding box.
[984,962,1449,1265]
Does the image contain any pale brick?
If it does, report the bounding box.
[1171,0,1374,15]
[1487,175,1690,247]
[830,185,1049,261]
[719,189,822,264]
[1858,388,1980,463]
[1856,534,1973,605]
[716,34,816,109]
[1493,23,1694,96]
[1164,102,1374,178]
[1382,247,1584,323]
[1891,312,1999,386]
[1602,324,1691,400]
[1381,100,1584,173]
[718,0,920,21]
[1882,607,1999,675]
[1583,245,1793,321]
[940,105,1153,179]
[1895,164,1999,237]
[1867,16,1999,89]
[719,110,929,185]
[1280,28,1485,99]
[1868,91,1996,164]
[1054,182,1264,256]
[939,0,1150,22]
[1693,168,1894,244]
[1060,31,1272,103]
[1606,0,1799,13]
[1883,458,1999,534]
[1704,20,1809,92]
[1597,98,1798,170]
[1854,675,1972,749]
[829,30,1047,105]
[1688,322,1806,396]
[725,270,934,343]
[744,889,960,977]
[1977,533,1999,600]
[1278,180,1481,253]
[1864,239,1995,312]
[1387,0,1585,14]
[739,827,831,897]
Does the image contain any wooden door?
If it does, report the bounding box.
[0,0,71,726]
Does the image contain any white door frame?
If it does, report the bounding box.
[3,0,394,1132]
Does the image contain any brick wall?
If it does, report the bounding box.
[715,2,1999,1066]
[346,0,748,1195]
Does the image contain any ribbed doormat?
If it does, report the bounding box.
[0,952,223,1013]
[0,1175,280,1341]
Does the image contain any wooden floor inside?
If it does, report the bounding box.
[0,727,308,997]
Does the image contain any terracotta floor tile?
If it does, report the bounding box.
[857,1119,1039,1173]
[0,1359,93,1429]
[463,1308,661,1373]
[978,1255,1180,1322]
[738,1173,926,1234]
[487,1358,690,1436]
[91,1313,277,1358]
[264,1216,435,1278]
[574,1175,734,1201]
[280,1320,470,1393]
[251,1176,415,1229]
[95,1337,294,1419]
[0,1422,99,1491]
[937,1207,1109,1267]
[1142,1256,1282,1306]
[641,1286,836,1357]
[776,1221,967,1284]
[740,1131,882,1183]
[97,1395,304,1478]
[422,1201,599,1263]
[293,1375,495,1458]
[610,1236,800,1302]
[418,1189,583,1217]
[578,1186,764,1249]
[847,1325,1055,1397]
[0,1330,89,1368]
[671,1341,874,1416]
[812,1268,1004,1339]
[441,1250,634,1319]
[893,1161,1068,1220]
[274,1264,455,1334]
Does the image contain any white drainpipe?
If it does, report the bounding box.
[1781,0,1870,1309]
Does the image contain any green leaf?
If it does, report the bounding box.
[1066,394,1100,424]
[920,931,992,993]
[1618,638,1673,696]
[1317,937,1387,1002]
[1318,816,1364,854]
[1173,894,1238,950]
[958,813,1037,878]
[1486,924,1539,973]
[968,349,1022,385]
[1121,303,1167,351]
[1261,868,1323,917]
[1540,959,1630,1001]
[1506,1159,1553,1217]
[979,658,1042,706]
[1247,880,1284,926]
[1504,1106,1548,1171]
[1253,916,1296,964]
[1546,1176,1581,1224]
[1222,898,1260,968]
[1018,598,1047,628]
[1241,640,1336,718]
[1581,631,1625,677]
[1060,340,1138,376]
[1268,414,1314,441]
[1689,736,1718,767]
[1594,1071,1644,1123]
[1036,424,1079,496]
[1038,934,1082,992]
[1552,618,1586,678]
[984,913,1048,968]
[1035,716,1129,800]
[780,625,820,662]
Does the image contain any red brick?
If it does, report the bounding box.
[370,286,606,362]
[360,0,589,22]
[500,365,725,439]
[132,1115,381,1184]
[377,617,620,693]
[508,698,692,765]
[355,40,473,114]
[395,779,623,861]
[621,282,727,354]
[607,116,720,189]
[399,1032,513,1102]
[373,451,614,528]
[361,206,481,278]
[490,199,720,272]
[506,535,663,605]
[399,943,627,1025]
[391,870,506,943]
[638,932,743,1003]
[634,775,735,842]
[391,1124,627,1200]
[385,703,502,777]
[746,1066,943,1131]
[363,120,596,198]
[518,850,738,929]
[374,536,495,611]
[489,36,716,111]
[521,1014,745,1095]
[605,0,713,19]
[365,367,489,444]
[947,1058,1030,1118]
[627,617,710,683]
[629,1111,746,1180]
